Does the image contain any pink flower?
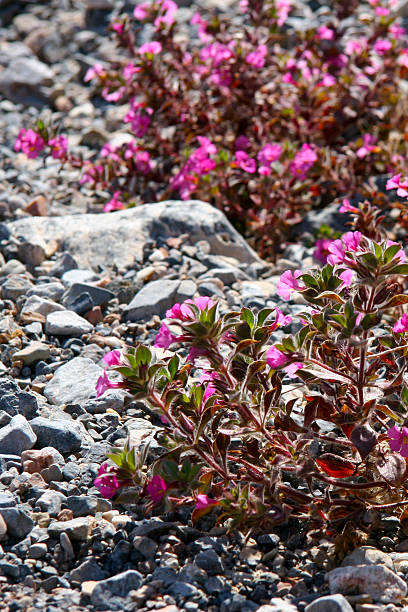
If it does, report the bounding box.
[94,463,121,499]
[339,268,354,288]
[327,231,362,265]
[257,143,282,174]
[195,494,217,510]
[200,42,234,67]
[234,151,256,173]
[339,198,358,213]
[289,144,317,180]
[266,346,303,377]
[154,0,177,29]
[245,44,268,69]
[138,41,162,55]
[376,6,390,15]
[147,475,167,502]
[266,346,288,368]
[48,135,68,159]
[390,24,406,40]
[356,134,377,158]
[393,313,408,333]
[239,0,248,12]
[124,102,153,137]
[154,323,180,349]
[200,371,219,403]
[104,191,125,213]
[103,350,122,366]
[276,0,291,26]
[268,307,292,333]
[276,270,304,300]
[190,13,210,42]
[187,346,209,364]
[317,26,334,40]
[14,128,45,159]
[386,174,408,198]
[166,297,214,321]
[373,38,392,54]
[84,63,105,82]
[317,73,336,87]
[314,238,333,264]
[95,371,124,398]
[345,38,367,56]
[387,425,408,457]
[112,21,125,34]
[133,2,149,19]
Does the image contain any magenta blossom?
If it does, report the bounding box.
[314,238,333,264]
[386,174,408,198]
[154,323,180,349]
[327,231,362,265]
[338,268,354,288]
[245,44,268,69]
[268,307,292,333]
[195,494,218,510]
[102,350,122,366]
[138,41,162,55]
[276,270,304,300]
[187,346,210,364]
[14,128,45,159]
[235,135,250,151]
[234,151,256,173]
[104,191,125,213]
[339,199,359,213]
[200,371,219,403]
[95,371,125,398]
[147,475,167,502]
[48,135,68,159]
[356,134,378,158]
[317,25,334,40]
[257,143,282,175]
[387,426,408,457]
[266,346,303,378]
[133,2,149,19]
[166,297,214,321]
[94,463,121,498]
[84,62,105,82]
[393,313,408,333]
[289,144,317,180]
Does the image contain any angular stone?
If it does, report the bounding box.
[70,558,107,583]
[29,417,84,453]
[48,517,90,541]
[91,570,144,610]
[26,282,65,301]
[123,279,195,321]
[0,414,36,454]
[36,491,66,516]
[45,310,94,336]
[12,341,50,366]
[21,447,65,473]
[305,594,354,612]
[22,295,65,317]
[63,283,114,307]
[1,275,34,300]
[9,201,262,271]
[327,565,407,604]
[0,56,53,105]
[44,357,103,405]
[341,546,394,570]
[0,507,34,539]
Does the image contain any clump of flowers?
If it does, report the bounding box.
[94,236,408,535]
[14,0,408,259]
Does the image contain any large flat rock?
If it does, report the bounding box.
[8,200,261,270]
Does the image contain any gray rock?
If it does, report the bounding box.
[132,535,157,560]
[9,201,262,271]
[61,269,99,286]
[0,507,34,539]
[41,462,63,483]
[0,414,36,454]
[45,310,94,336]
[123,278,196,321]
[0,56,54,105]
[341,546,394,570]
[44,357,103,405]
[29,417,83,453]
[48,517,90,541]
[12,341,50,366]
[81,389,126,414]
[305,594,354,612]
[36,491,66,516]
[327,564,407,603]
[26,282,65,301]
[21,295,65,317]
[69,558,107,583]
[28,542,47,559]
[0,259,26,277]
[1,275,33,300]
[169,582,198,598]
[257,602,298,612]
[66,495,98,517]
[63,283,114,307]
[90,570,144,610]
[195,549,224,575]
[0,492,16,507]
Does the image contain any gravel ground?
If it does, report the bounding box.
[2,1,408,611]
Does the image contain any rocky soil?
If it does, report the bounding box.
[2,1,408,611]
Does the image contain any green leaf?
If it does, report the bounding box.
[168,355,179,380]
[322,264,334,284]
[373,241,383,259]
[281,337,295,352]
[136,345,151,366]
[384,243,403,264]
[316,291,345,304]
[388,264,408,275]
[329,314,347,328]
[257,308,273,326]
[301,274,319,289]
[402,386,408,407]
[384,295,408,308]
[241,307,255,330]
[359,252,378,268]
[361,312,380,330]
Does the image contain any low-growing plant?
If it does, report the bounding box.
[94,231,408,535]
[13,0,408,258]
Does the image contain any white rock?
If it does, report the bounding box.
[46,310,93,336]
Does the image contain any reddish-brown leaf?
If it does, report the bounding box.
[377,453,408,486]
[316,453,356,478]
